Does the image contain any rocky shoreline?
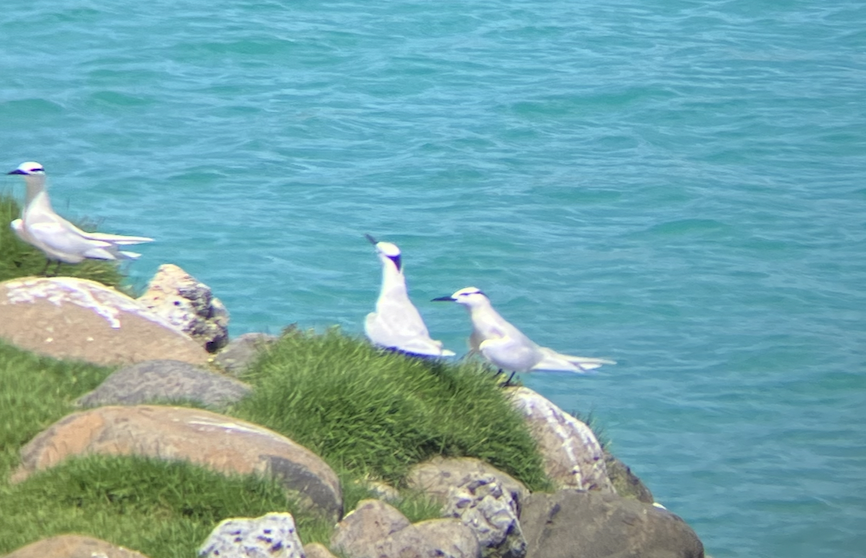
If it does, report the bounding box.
[0,266,704,558]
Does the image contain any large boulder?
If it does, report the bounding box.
[331,499,480,558]
[406,456,529,509]
[2,535,150,558]
[198,512,304,558]
[76,359,251,411]
[507,387,613,493]
[519,491,704,558]
[137,264,229,353]
[11,405,342,520]
[0,276,209,366]
[442,474,525,558]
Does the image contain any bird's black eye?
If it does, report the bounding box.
[388,254,402,271]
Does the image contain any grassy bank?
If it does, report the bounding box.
[234,327,551,490]
[0,327,550,557]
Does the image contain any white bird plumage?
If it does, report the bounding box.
[364,235,455,357]
[433,287,615,373]
[7,162,153,268]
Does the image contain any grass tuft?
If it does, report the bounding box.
[234,327,551,491]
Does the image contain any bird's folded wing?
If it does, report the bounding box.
[41,214,151,245]
[28,221,112,256]
[83,231,153,245]
[365,307,452,356]
[479,334,538,371]
[533,347,615,373]
[374,297,433,339]
[398,337,454,357]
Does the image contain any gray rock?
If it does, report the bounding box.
[331,500,481,558]
[442,474,525,558]
[138,264,229,353]
[520,490,705,558]
[406,456,528,510]
[214,332,278,377]
[507,387,613,493]
[363,479,403,503]
[331,499,412,557]
[378,519,481,558]
[604,451,654,504]
[198,512,304,558]
[76,359,251,410]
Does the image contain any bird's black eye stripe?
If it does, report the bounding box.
[388,254,402,271]
[460,290,485,297]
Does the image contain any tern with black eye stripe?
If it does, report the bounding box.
[364,234,455,357]
[433,287,614,379]
[7,161,153,275]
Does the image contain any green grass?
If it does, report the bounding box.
[0,340,116,482]
[0,455,320,558]
[0,191,130,290]
[234,327,552,491]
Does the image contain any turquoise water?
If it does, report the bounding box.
[2,1,865,555]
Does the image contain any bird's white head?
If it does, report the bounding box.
[8,161,45,177]
[365,234,402,272]
[432,287,489,307]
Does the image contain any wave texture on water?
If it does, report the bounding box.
[2,1,866,556]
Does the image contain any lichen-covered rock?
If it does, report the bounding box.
[605,451,654,504]
[214,332,278,377]
[520,490,705,558]
[507,387,613,493]
[331,499,412,556]
[0,276,209,366]
[406,456,528,510]
[138,264,229,353]
[377,519,480,558]
[2,535,151,558]
[76,359,251,410]
[442,474,525,558]
[198,512,304,558]
[11,405,342,519]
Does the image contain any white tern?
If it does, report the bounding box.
[7,162,153,272]
[364,234,455,357]
[433,287,615,373]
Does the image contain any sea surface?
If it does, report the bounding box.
[2,1,865,556]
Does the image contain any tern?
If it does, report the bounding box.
[7,161,153,274]
[364,234,455,357]
[433,287,615,378]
